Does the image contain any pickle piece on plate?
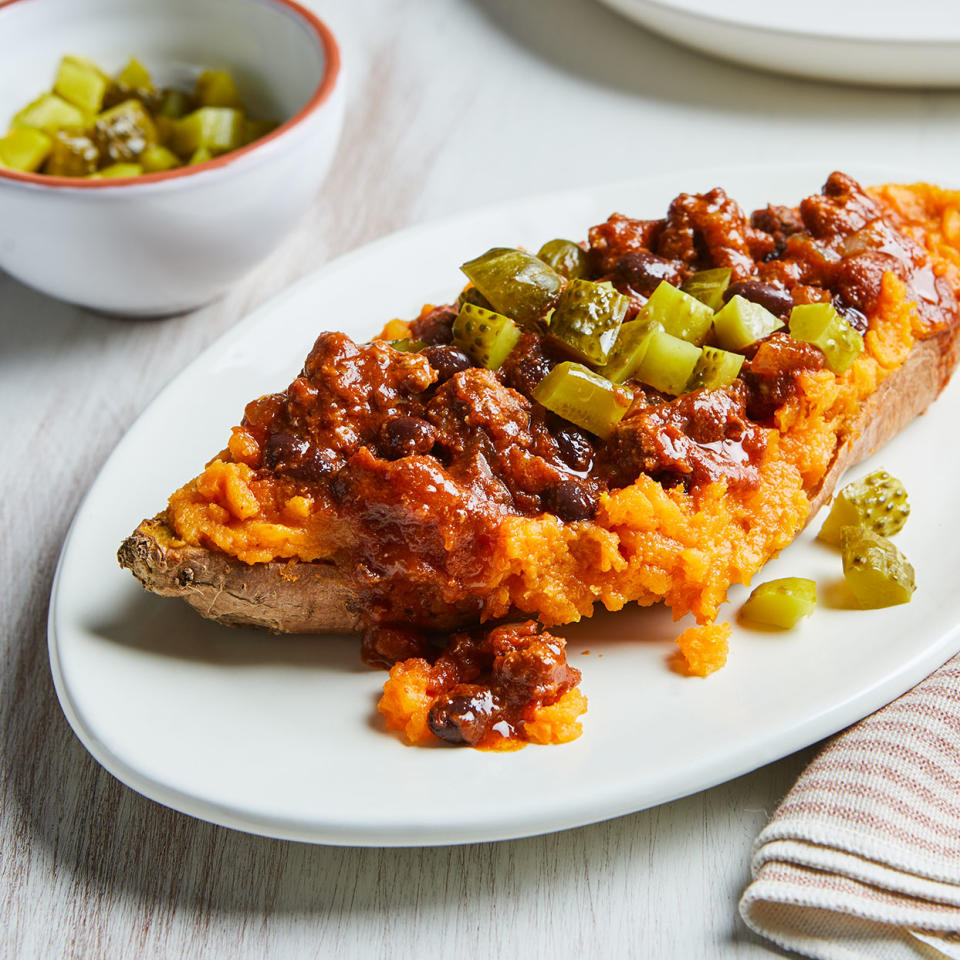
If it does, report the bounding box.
[53,55,109,114]
[788,303,864,374]
[681,267,732,312]
[533,361,632,439]
[688,345,744,391]
[741,577,817,628]
[140,143,180,173]
[712,294,784,351]
[818,470,910,546]
[12,93,86,135]
[88,162,143,178]
[0,128,52,172]
[598,320,660,385]
[548,279,629,365]
[170,106,244,157]
[157,88,191,119]
[45,128,99,176]
[537,238,589,280]
[116,57,153,91]
[387,338,428,353]
[457,286,494,312]
[194,69,242,108]
[460,247,563,332]
[634,329,702,396]
[840,527,916,608]
[452,302,522,370]
[639,280,714,345]
[93,99,157,162]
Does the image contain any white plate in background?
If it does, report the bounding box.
[49,163,960,845]
[596,0,960,86]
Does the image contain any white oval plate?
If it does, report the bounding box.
[596,0,960,87]
[50,163,960,846]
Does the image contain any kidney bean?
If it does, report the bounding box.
[422,344,473,382]
[723,280,794,318]
[614,250,683,296]
[381,416,436,459]
[542,479,598,522]
[427,685,498,745]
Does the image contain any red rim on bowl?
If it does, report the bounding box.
[0,0,341,189]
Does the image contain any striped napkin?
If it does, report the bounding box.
[739,654,960,960]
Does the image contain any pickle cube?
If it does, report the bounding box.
[139,143,180,173]
[840,527,916,608]
[54,55,109,114]
[188,146,213,165]
[634,329,702,396]
[452,303,522,369]
[788,303,864,375]
[548,279,629,365]
[169,107,244,157]
[157,88,191,119]
[681,267,732,312]
[116,56,153,91]
[12,93,86,135]
[741,577,817,628]
[0,128,52,172]
[533,362,632,439]
[88,162,143,178]
[598,320,660,384]
[93,99,157,162]
[45,128,99,176]
[713,295,784,351]
[194,69,242,108]
[640,280,714,345]
[242,117,276,145]
[387,338,428,353]
[537,238,589,280]
[460,247,564,332]
[818,470,910,546]
[688,345,744,391]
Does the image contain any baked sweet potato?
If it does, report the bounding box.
[118,174,960,644]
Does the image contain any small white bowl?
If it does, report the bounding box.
[0,0,343,315]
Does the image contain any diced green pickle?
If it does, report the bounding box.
[116,57,153,91]
[712,294,784,351]
[688,345,744,391]
[639,280,714,345]
[194,70,242,108]
[88,162,143,178]
[457,286,494,312]
[139,143,180,173]
[536,238,589,279]
[681,267,732,312]
[533,362,632,439]
[548,279,629,365]
[452,302,522,370]
[170,107,244,157]
[157,88,191,119]
[45,128,99,176]
[460,247,563,331]
[841,527,916,608]
[12,93,86,135]
[242,117,275,145]
[0,128,52,172]
[741,577,817,628]
[387,338,428,353]
[788,303,864,374]
[634,329,702,396]
[53,55,108,114]
[598,320,660,385]
[818,470,910,546]
[188,146,213,165]
[93,99,157,162]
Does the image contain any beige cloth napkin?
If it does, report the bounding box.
[739,654,960,959]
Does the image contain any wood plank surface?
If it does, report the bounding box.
[4,1,960,956]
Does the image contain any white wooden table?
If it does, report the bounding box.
[4,1,960,956]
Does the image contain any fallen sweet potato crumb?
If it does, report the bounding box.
[378,658,436,744]
[674,623,732,677]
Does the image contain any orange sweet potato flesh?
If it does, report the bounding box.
[118,181,960,636]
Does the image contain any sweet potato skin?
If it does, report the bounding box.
[117,330,956,635]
